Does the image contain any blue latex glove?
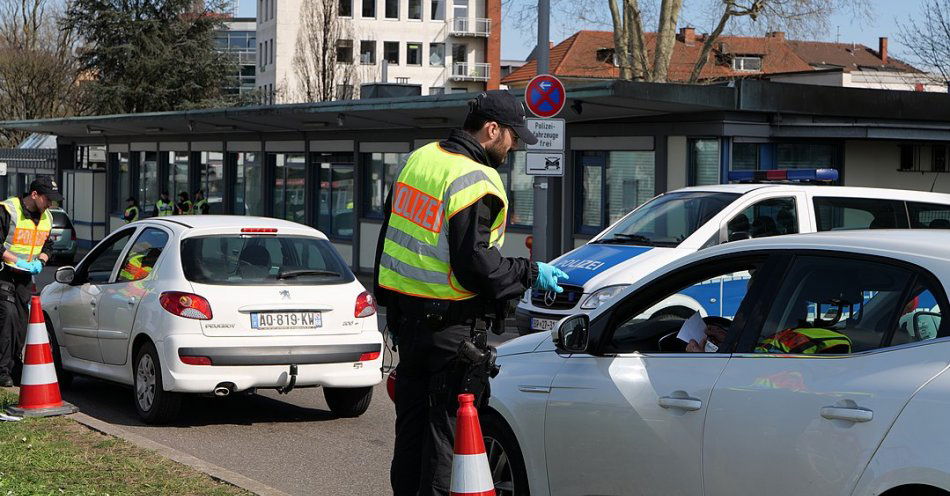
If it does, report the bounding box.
[534,262,569,293]
[14,260,31,272]
[28,260,43,275]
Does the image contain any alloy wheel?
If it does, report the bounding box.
[484,435,515,495]
[136,353,156,412]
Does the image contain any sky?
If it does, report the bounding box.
[236,0,922,61]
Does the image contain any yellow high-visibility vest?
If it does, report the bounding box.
[119,253,152,281]
[192,198,208,214]
[378,142,508,301]
[124,205,139,223]
[0,197,52,267]
[156,200,173,216]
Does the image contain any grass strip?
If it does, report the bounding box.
[0,389,250,496]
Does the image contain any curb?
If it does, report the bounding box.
[68,412,291,496]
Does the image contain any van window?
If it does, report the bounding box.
[814,197,908,231]
[726,197,797,242]
[908,202,950,229]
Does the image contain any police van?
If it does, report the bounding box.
[516,169,950,335]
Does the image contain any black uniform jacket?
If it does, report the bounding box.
[373,129,537,310]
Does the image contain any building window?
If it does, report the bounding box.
[233,152,263,216]
[453,0,468,19]
[167,151,189,206]
[776,143,836,169]
[900,145,916,171]
[450,87,467,93]
[340,0,353,16]
[199,152,224,214]
[429,86,444,95]
[385,0,398,18]
[429,43,444,66]
[139,151,159,214]
[732,142,758,170]
[336,84,354,100]
[408,0,422,18]
[407,43,422,65]
[384,41,399,64]
[688,138,720,186]
[113,152,130,213]
[315,153,355,239]
[362,152,409,218]
[431,0,444,19]
[732,56,762,71]
[272,153,307,223]
[360,40,376,64]
[362,0,376,17]
[499,151,534,226]
[575,150,656,234]
[337,39,353,64]
[452,43,467,63]
[934,145,947,172]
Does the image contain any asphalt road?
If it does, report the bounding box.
[34,259,523,496]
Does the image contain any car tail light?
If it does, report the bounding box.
[179,355,212,365]
[359,351,380,361]
[241,228,278,234]
[355,291,376,318]
[160,291,213,320]
[69,226,76,240]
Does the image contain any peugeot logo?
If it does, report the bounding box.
[279,290,291,300]
[543,291,557,307]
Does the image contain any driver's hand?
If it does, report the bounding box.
[686,338,706,353]
[706,324,728,345]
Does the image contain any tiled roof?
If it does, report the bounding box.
[786,40,919,73]
[502,30,909,85]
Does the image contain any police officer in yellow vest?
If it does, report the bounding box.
[193,189,209,215]
[0,177,61,387]
[123,197,139,223]
[155,192,173,217]
[376,91,568,495]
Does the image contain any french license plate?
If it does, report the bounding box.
[251,312,322,330]
[531,318,558,332]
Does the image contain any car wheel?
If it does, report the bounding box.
[133,342,181,424]
[323,386,373,417]
[45,321,73,389]
[482,412,530,496]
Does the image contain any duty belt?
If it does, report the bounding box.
[0,280,17,303]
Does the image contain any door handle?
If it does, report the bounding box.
[658,396,703,411]
[821,406,873,423]
[90,300,96,307]
[127,297,136,306]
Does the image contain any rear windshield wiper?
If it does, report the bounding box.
[594,233,655,245]
[277,269,341,279]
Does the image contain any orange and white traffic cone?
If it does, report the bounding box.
[6,296,77,417]
[449,393,495,496]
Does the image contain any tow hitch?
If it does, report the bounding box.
[278,364,298,394]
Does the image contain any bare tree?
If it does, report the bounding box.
[293,0,358,102]
[0,0,84,147]
[898,0,950,85]
[513,0,870,83]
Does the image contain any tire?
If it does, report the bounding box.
[481,412,530,496]
[45,321,73,389]
[133,341,181,424]
[323,386,373,417]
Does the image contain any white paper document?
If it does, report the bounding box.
[676,312,706,344]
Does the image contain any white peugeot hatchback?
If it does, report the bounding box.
[485,230,950,496]
[42,216,383,423]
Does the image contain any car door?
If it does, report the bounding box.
[543,253,779,496]
[97,226,170,365]
[57,228,136,363]
[703,253,950,496]
[720,192,809,243]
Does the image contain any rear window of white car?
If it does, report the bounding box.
[180,235,354,285]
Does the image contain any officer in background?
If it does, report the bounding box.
[155,192,173,217]
[375,90,568,495]
[123,197,140,223]
[0,177,61,387]
[175,192,192,215]
[193,189,210,215]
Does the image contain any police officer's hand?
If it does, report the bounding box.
[28,260,43,275]
[14,260,31,272]
[534,262,569,293]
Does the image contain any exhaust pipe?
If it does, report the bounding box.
[213,382,235,397]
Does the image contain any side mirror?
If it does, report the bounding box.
[727,231,752,242]
[54,266,76,285]
[913,311,942,341]
[553,314,590,353]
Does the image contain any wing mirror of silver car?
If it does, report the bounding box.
[54,266,76,285]
[554,314,590,353]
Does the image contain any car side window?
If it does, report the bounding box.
[81,230,135,284]
[814,197,909,231]
[606,258,766,354]
[907,201,950,229]
[753,255,936,355]
[726,197,798,242]
[116,228,169,283]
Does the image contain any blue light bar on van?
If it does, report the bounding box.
[728,168,839,183]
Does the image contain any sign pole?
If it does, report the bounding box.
[531,0,556,262]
